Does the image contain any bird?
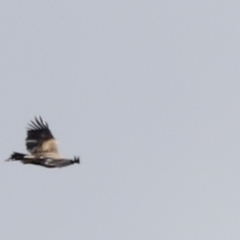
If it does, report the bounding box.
[7,117,80,168]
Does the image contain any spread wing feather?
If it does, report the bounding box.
[26,117,59,154]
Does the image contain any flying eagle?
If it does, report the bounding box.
[7,117,80,168]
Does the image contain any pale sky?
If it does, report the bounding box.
[1,1,240,239]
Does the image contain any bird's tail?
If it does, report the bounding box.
[73,156,80,164]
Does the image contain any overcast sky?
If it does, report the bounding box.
[0,1,240,239]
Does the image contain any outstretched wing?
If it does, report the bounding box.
[29,157,80,168]
[26,117,59,155]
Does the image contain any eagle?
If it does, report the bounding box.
[7,117,80,168]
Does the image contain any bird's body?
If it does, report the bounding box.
[7,117,80,168]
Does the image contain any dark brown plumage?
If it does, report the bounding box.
[7,117,80,168]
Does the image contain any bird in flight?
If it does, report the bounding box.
[7,117,80,168]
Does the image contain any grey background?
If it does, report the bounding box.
[0,1,240,239]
